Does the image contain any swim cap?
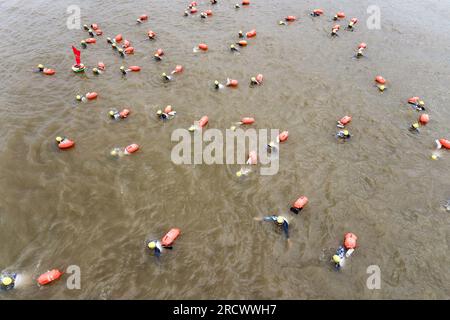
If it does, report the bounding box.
[110,149,118,156]
[76,95,82,101]
[148,241,156,250]
[419,101,425,106]
[236,170,242,177]
[93,68,98,73]
[56,136,63,142]
[1,276,13,286]
[188,125,196,132]
[162,72,167,77]
[38,64,44,69]
[109,110,115,116]
[81,40,86,44]
[431,154,438,160]
[343,130,349,136]
[214,80,219,85]
[120,66,125,70]
[118,48,124,53]
[251,77,256,82]
[412,123,419,129]
[332,255,341,264]
[156,110,162,115]
[276,216,284,224]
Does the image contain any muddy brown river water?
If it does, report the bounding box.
[0,0,449,299]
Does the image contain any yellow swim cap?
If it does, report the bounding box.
[343,130,349,136]
[419,100,425,106]
[148,241,156,250]
[214,80,219,85]
[236,170,242,177]
[110,149,118,156]
[251,77,256,82]
[162,72,167,77]
[230,44,235,48]
[332,255,341,264]
[1,276,12,286]
[230,125,236,131]
[120,66,125,70]
[431,154,438,160]
[412,123,419,129]
[93,68,98,73]
[38,64,44,69]
[276,216,284,224]
[156,110,162,115]
[378,85,385,91]
[118,48,123,53]
[76,95,82,101]
[56,136,63,142]
[109,110,115,116]
[81,40,86,44]
[188,125,196,132]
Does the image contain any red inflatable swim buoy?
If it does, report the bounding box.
[119,109,130,118]
[436,139,450,149]
[256,74,263,83]
[147,30,156,39]
[86,92,98,100]
[358,42,367,49]
[290,196,308,214]
[172,65,183,74]
[198,115,209,128]
[98,62,105,70]
[241,117,255,125]
[95,29,103,36]
[226,78,238,87]
[164,105,173,113]
[128,66,141,72]
[190,7,198,14]
[237,40,247,47]
[419,114,429,125]
[38,269,63,285]
[312,9,324,16]
[336,12,346,19]
[139,14,148,21]
[124,47,134,54]
[344,233,357,249]
[115,34,123,43]
[338,115,352,127]
[43,68,55,75]
[198,43,208,51]
[278,131,289,142]
[375,76,386,84]
[91,23,99,30]
[247,151,257,165]
[205,9,213,16]
[123,39,130,48]
[155,48,164,56]
[56,137,75,149]
[246,29,256,38]
[242,0,250,5]
[85,38,96,44]
[161,228,181,247]
[408,97,420,104]
[285,16,296,21]
[125,144,139,154]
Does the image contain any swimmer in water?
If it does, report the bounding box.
[0,272,17,291]
[147,240,164,258]
[162,72,172,81]
[409,122,420,133]
[255,216,289,239]
[230,44,240,52]
[336,130,351,140]
[214,80,225,89]
[156,109,176,120]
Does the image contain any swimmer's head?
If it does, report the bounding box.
[148,241,156,250]
[1,276,13,287]
[37,64,44,71]
[55,136,63,143]
[332,255,341,264]
[276,216,284,225]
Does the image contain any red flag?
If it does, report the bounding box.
[72,46,81,65]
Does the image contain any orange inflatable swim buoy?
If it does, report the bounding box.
[418,114,429,125]
[38,269,63,285]
[155,48,164,56]
[226,78,238,87]
[335,12,346,19]
[247,151,257,165]
[56,137,75,149]
[375,76,386,84]
[237,40,247,46]
[115,34,123,43]
[198,43,208,51]
[436,139,450,149]
[312,9,324,16]
[358,42,367,49]
[139,14,148,21]
[123,40,130,48]
[290,196,308,214]
[198,115,209,128]
[256,74,263,83]
[285,16,296,21]
[241,117,255,125]
[119,109,130,118]
[205,9,213,16]
[161,228,181,247]
[338,115,352,127]
[350,18,358,24]
[125,144,139,154]
[164,105,173,113]
[43,68,55,75]
[85,38,96,44]
[147,30,156,39]
[86,92,98,100]
[91,23,99,30]
[344,233,357,249]
[278,131,289,142]
[95,29,103,36]
[246,29,256,38]
[172,65,183,74]
[128,66,141,72]
[124,47,134,54]
[98,62,105,70]
[190,7,198,14]
[408,97,420,104]
[242,0,250,5]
